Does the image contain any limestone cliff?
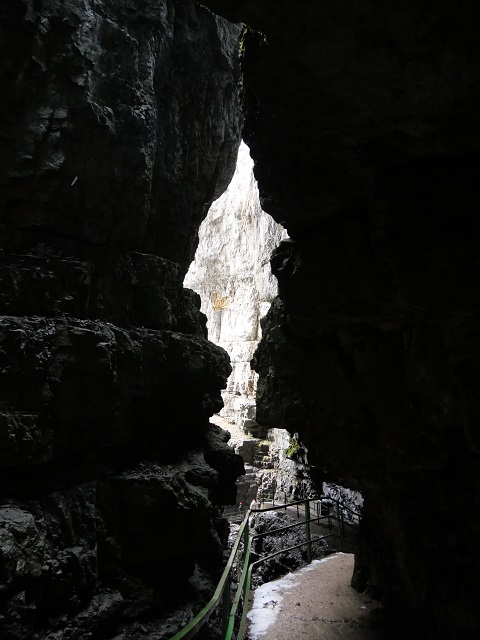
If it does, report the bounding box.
[185,141,286,430]
[0,1,243,638]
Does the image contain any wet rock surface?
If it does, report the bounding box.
[0,316,232,489]
[0,250,209,335]
[0,0,243,637]
[0,0,241,269]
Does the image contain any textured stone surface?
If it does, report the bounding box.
[0,250,208,334]
[0,441,243,639]
[3,0,480,637]
[0,0,243,637]
[0,0,241,269]
[0,316,231,481]
[202,1,480,637]
[185,141,286,427]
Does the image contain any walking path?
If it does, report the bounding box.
[212,416,381,638]
[211,414,256,447]
[247,553,391,640]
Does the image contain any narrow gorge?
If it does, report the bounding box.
[1,1,480,639]
[185,143,359,510]
[185,141,316,506]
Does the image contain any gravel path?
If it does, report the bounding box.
[246,553,390,640]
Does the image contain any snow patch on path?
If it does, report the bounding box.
[247,553,344,639]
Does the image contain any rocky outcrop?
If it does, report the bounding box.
[0,317,232,482]
[201,2,480,638]
[0,432,239,640]
[0,0,241,270]
[0,0,243,637]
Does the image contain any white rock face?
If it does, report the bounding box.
[185,141,287,427]
[322,482,364,516]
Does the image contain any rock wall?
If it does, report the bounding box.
[4,0,480,637]
[263,428,315,502]
[202,2,480,638]
[185,141,286,430]
[0,1,244,638]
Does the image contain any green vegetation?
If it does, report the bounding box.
[239,24,268,57]
[284,435,303,460]
[239,25,249,57]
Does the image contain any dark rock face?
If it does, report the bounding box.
[203,1,480,638]
[0,250,208,334]
[0,317,231,478]
[4,0,480,637]
[0,0,243,637]
[0,0,240,269]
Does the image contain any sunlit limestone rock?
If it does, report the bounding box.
[185,141,287,429]
[185,142,323,505]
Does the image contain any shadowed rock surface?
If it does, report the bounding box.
[2,0,480,639]
[202,1,480,638]
[0,0,244,637]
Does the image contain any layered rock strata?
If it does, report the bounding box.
[185,141,286,431]
[0,1,243,638]
[202,1,480,638]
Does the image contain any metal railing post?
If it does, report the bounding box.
[305,499,312,563]
[243,517,249,551]
[335,501,343,551]
[222,576,230,637]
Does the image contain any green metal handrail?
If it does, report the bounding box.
[235,532,336,640]
[170,514,250,640]
[169,496,359,640]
